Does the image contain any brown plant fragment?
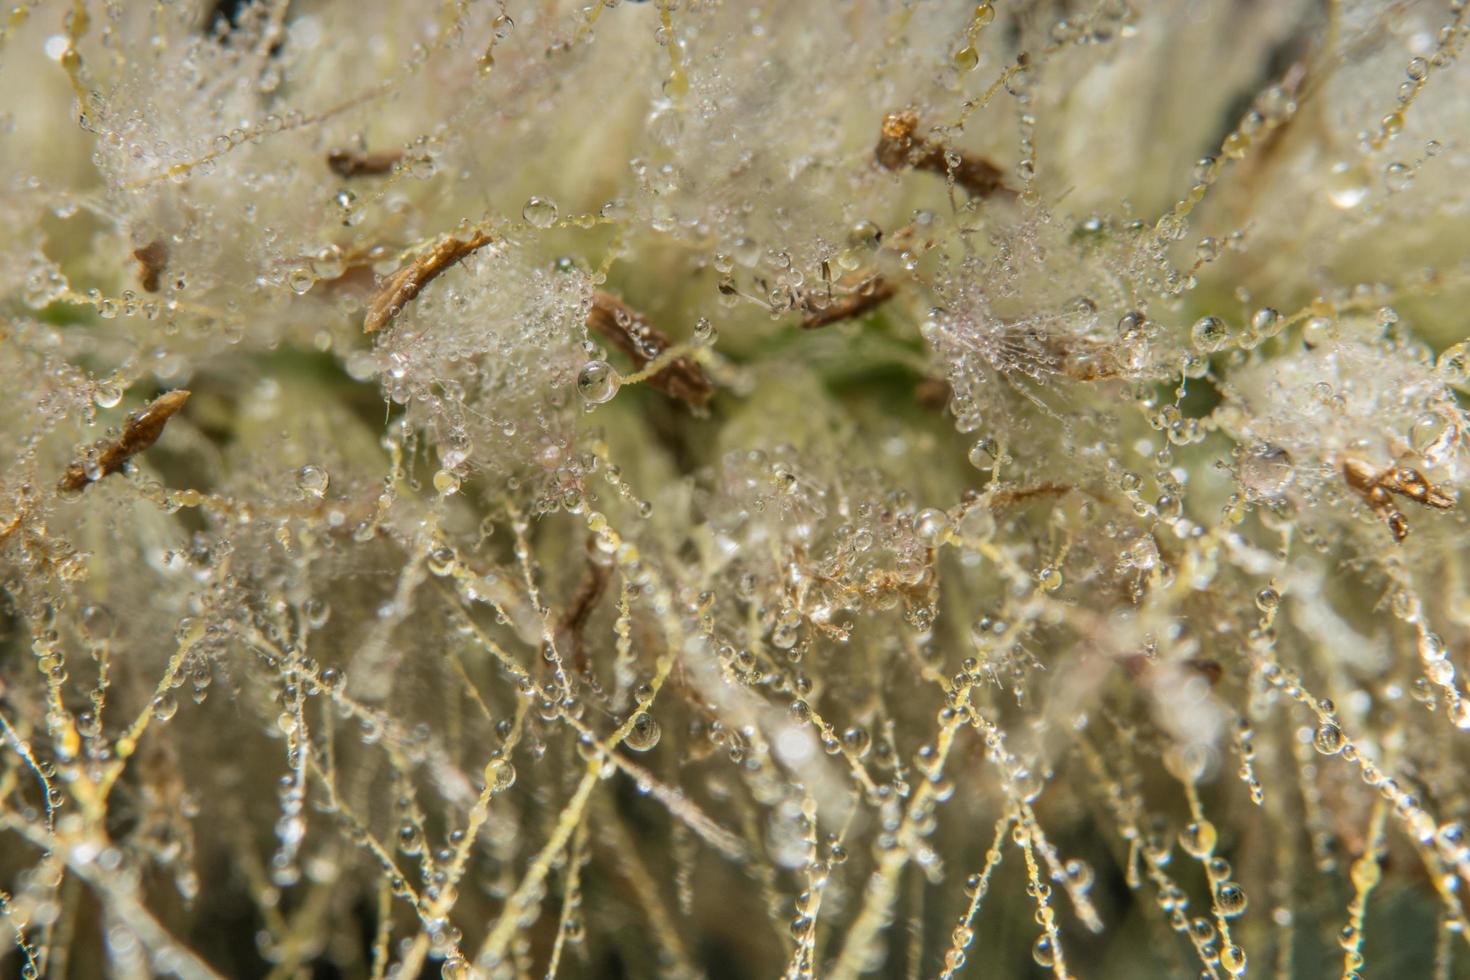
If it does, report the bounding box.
[132,240,168,293]
[58,390,190,494]
[1342,458,1455,543]
[557,551,612,674]
[363,229,494,334]
[327,147,403,178]
[1119,652,1223,688]
[587,291,714,407]
[800,276,897,329]
[913,377,951,410]
[876,109,1012,199]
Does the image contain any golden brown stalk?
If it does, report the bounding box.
[132,240,168,293]
[363,230,494,334]
[58,390,190,494]
[876,109,1012,199]
[327,148,403,178]
[587,291,714,407]
[1342,458,1454,543]
[800,277,896,329]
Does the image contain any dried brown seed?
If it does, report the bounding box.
[587,291,713,407]
[132,240,168,293]
[363,229,495,334]
[876,109,1011,199]
[58,389,190,494]
[327,148,403,178]
[800,277,896,330]
[1342,458,1454,542]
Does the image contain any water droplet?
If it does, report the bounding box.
[842,725,872,758]
[433,469,461,495]
[577,360,620,404]
[296,464,329,498]
[968,438,997,469]
[1437,342,1469,385]
[1410,413,1454,462]
[1215,882,1248,916]
[847,220,883,251]
[94,383,123,408]
[1179,820,1217,858]
[1219,944,1247,975]
[1384,161,1414,193]
[772,620,800,650]
[287,267,316,294]
[152,693,178,722]
[1250,306,1282,337]
[488,759,516,792]
[625,712,661,751]
[1005,65,1033,97]
[1031,934,1056,967]
[1326,163,1369,209]
[81,604,116,639]
[914,508,950,543]
[956,504,996,542]
[428,546,457,576]
[522,196,558,228]
[1313,721,1344,755]
[1191,316,1230,353]
[304,598,330,629]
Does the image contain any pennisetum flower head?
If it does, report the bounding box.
[0,1,1468,977]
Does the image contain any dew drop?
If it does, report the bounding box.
[1215,882,1248,916]
[152,693,178,722]
[1326,163,1369,209]
[287,267,316,294]
[296,464,330,498]
[577,360,620,404]
[522,196,558,228]
[94,382,123,409]
[428,546,457,576]
[1384,161,1414,193]
[914,508,950,543]
[1313,721,1344,755]
[625,712,662,751]
[1191,316,1230,353]
[1179,820,1217,858]
[488,759,516,793]
[1437,342,1469,385]
[846,220,883,251]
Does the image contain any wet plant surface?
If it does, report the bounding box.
[1,2,1470,978]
